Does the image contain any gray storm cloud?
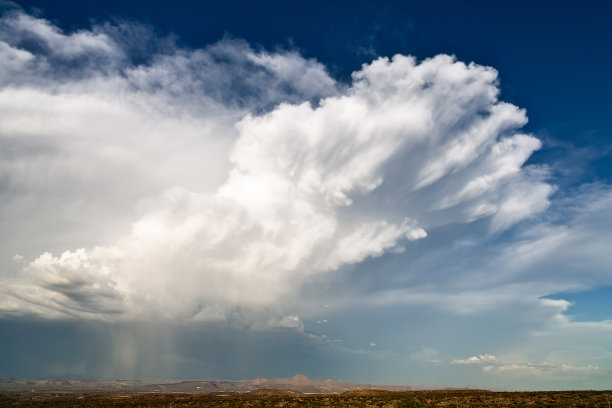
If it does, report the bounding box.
[0,10,552,322]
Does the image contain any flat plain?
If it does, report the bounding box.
[2,389,612,408]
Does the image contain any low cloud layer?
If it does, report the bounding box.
[452,354,600,377]
[0,9,552,322]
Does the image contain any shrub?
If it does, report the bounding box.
[396,398,429,408]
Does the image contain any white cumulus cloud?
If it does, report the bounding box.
[453,353,601,376]
[0,10,552,324]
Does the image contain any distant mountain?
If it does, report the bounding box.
[0,375,415,394]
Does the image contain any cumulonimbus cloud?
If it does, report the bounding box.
[0,9,553,322]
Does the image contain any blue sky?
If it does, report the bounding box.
[0,0,611,390]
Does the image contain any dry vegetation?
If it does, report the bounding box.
[2,389,612,408]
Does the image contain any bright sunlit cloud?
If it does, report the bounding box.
[0,9,551,322]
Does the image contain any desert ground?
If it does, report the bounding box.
[2,389,612,407]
